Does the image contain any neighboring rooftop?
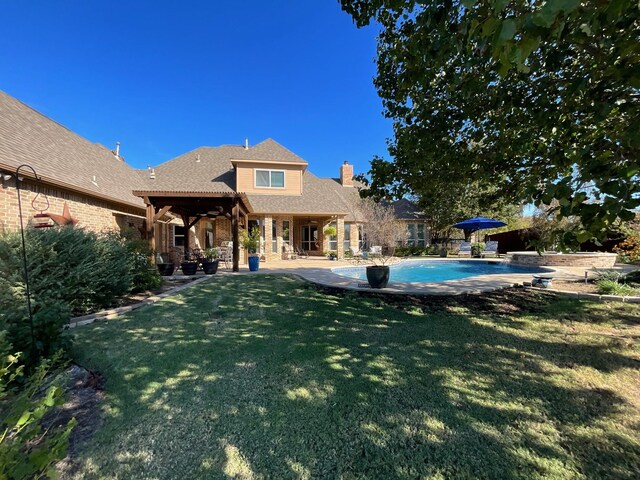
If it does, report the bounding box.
[0,90,145,208]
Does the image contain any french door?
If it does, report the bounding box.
[301,225,318,252]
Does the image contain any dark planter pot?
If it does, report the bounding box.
[248,255,260,272]
[439,248,448,258]
[202,259,219,275]
[181,261,198,275]
[157,263,175,276]
[366,265,390,289]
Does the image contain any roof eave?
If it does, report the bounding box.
[0,161,146,212]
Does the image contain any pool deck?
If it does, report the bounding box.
[199,257,636,295]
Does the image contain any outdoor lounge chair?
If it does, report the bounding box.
[369,245,382,256]
[294,246,309,258]
[349,246,364,263]
[221,242,233,269]
[282,242,297,260]
[481,241,499,257]
[458,241,472,256]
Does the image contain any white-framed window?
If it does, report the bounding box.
[343,223,351,252]
[328,222,337,251]
[406,223,426,247]
[174,225,186,247]
[255,169,285,189]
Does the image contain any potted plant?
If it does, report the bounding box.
[323,224,337,237]
[201,247,219,274]
[471,242,486,258]
[241,227,261,271]
[324,250,338,261]
[359,199,406,288]
[180,250,199,275]
[156,252,175,276]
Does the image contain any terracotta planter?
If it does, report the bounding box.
[181,261,198,275]
[366,265,390,289]
[157,263,175,276]
[202,259,219,275]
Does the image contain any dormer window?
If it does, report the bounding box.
[255,169,285,189]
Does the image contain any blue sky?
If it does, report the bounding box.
[0,0,390,178]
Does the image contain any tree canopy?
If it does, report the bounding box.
[341,0,640,246]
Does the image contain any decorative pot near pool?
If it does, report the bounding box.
[248,255,260,272]
[157,263,175,276]
[202,259,219,275]
[181,261,198,275]
[366,265,390,288]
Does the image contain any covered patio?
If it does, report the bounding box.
[133,190,253,272]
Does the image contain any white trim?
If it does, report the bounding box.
[254,169,286,189]
[173,224,186,247]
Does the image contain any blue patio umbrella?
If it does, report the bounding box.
[452,217,507,231]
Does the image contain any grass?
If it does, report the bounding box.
[70,275,640,479]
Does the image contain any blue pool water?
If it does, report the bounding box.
[332,260,550,284]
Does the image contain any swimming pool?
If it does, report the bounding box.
[332,260,550,284]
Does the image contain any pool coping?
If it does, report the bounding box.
[264,258,562,295]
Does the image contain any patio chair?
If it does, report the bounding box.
[458,241,472,256]
[282,242,297,260]
[294,246,309,258]
[221,242,233,269]
[349,246,364,263]
[481,241,499,258]
[369,245,382,257]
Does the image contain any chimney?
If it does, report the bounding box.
[340,161,354,187]
[148,166,156,180]
[244,137,249,150]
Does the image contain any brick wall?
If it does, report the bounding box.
[0,179,144,235]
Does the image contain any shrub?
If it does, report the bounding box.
[0,227,134,363]
[0,345,76,480]
[595,270,624,283]
[596,280,638,296]
[395,245,431,257]
[624,270,640,285]
[613,235,640,264]
[118,229,161,293]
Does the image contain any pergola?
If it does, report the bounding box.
[133,190,253,272]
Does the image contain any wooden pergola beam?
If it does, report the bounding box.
[153,205,172,222]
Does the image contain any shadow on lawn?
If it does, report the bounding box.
[72,275,640,479]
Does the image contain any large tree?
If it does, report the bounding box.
[341,0,640,246]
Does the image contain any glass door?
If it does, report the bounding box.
[302,225,318,252]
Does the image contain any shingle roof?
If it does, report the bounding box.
[389,198,428,220]
[247,175,359,216]
[0,90,145,208]
[137,139,308,194]
[139,139,425,220]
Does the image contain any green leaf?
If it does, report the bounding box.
[499,19,517,42]
[518,36,541,60]
[576,231,592,243]
[16,410,32,427]
[481,17,499,37]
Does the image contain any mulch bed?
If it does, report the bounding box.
[40,364,105,477]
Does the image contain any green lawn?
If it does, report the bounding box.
[70,275,640,479]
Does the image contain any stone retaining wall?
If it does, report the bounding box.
[509,252,617,268]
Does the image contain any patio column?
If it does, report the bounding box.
[145,204,155,252]
[337,217,344,259]
[232,198,240,272]
[264,216,273,262]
